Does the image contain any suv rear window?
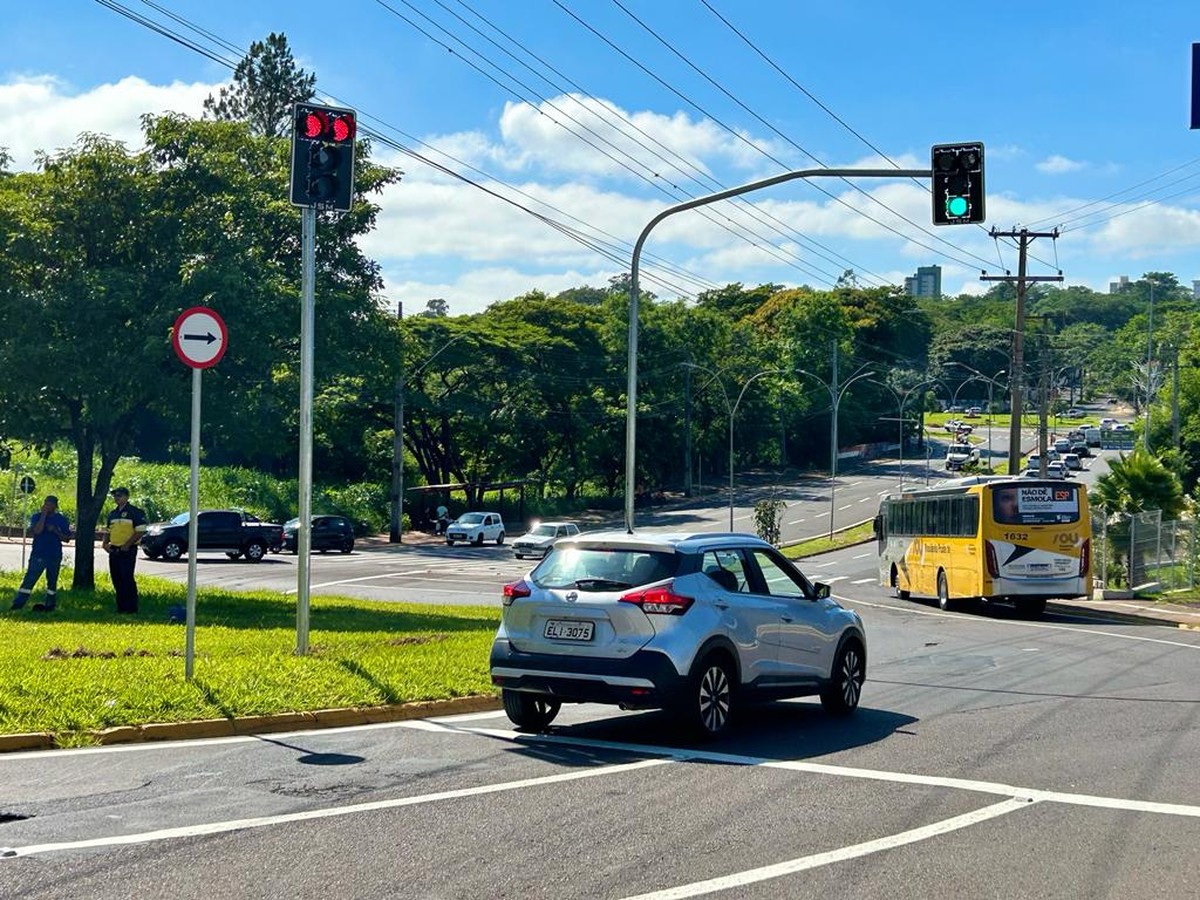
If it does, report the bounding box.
[532,548,679,591]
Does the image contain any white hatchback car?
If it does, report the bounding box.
[445,512,506,546]
[511,521,581,560]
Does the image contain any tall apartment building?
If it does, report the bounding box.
[1109,275,1131,294]
[904,265,942,298]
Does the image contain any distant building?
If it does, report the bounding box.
[1109,275,1131,294]
[1193,280,1200,299]
[904,265,942,298]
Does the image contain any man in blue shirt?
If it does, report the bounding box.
[12,495,72,612]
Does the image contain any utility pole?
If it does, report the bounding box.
[981,229,1062,474]
[1173,345,1181,450]
[390,302,405,543]
[683,364,693,497]
[1027,315,1054,477]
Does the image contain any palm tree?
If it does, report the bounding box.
[1090,449,1184,587]
[1091,448,1184,518]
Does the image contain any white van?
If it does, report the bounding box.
[1083,426,1101,447]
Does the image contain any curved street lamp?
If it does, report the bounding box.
[947,362,1006,473]
[873,377,943,489]
[793,365,874,538]
[684,363,784,530]
[391,332,466,542]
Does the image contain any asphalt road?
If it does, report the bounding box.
[3,545,1198,898]
[0,440,1117,609]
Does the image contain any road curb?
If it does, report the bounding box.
[0,694,502,753]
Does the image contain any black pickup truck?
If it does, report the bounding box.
[140,509,284,562]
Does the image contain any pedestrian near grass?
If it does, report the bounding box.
[12,495,72,612]
[102,487,147,613]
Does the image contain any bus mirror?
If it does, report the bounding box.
[872,515,882,536]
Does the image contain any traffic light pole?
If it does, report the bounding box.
[296,207,316,655]
[624,167,928,533]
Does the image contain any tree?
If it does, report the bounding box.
[421,298,450,318]
[0,115,399,589]
[1091,448,1184,519]
[203,33,316,138]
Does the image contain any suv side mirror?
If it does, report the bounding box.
[813,582,831,600]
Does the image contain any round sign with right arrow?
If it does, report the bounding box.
[172,306,228,369]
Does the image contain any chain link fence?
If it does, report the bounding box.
[1092,507,1198,592]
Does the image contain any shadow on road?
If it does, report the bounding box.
[496,702,916,764]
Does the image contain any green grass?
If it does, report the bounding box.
[0,569,499,746]
[782,521,875,559]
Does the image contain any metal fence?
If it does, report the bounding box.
[1092,508,1198,591]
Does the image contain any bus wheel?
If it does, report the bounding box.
[891,566,910,600]
[937,571,954,611]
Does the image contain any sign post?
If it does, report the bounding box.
[171,306,228,680]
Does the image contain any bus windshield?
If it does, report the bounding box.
[991,483,1080,526]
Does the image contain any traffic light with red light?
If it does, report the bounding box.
[931,142,985,225]
[290,103,357,212]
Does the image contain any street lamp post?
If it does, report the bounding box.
[390,332,464,543]
[794,366,874,538]
[948,363,1006,473]
[624,165,931,532]
[874,378,942,489]
[684,363,783,530]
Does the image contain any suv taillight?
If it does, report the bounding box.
[620,581,694,615]
[1079,538,1090,577]
[985,540,999,578]
[502,579,531,606]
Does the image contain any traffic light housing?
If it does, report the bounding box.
[290,103,356,212]
[931,142,985,225]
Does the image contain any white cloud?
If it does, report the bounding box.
[0,75,215,169]
[495,95,784,182]
[1036,155,1086,174]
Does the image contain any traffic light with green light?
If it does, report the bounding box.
[931,142,985,225]
[290,103,357,212]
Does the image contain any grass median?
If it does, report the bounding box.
[0,569,499,746]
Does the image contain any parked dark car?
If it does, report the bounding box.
[140,509,283,562]
[282,515,355,553]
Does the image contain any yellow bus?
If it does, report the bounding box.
[876,476,1092,616]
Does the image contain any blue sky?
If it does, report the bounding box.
[5,1,1200,313]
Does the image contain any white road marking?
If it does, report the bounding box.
[838,504,853,510]
[838,595,1200,651]
[620,799,1034,900]
[1,757,674,858]
[815,512,829,518]
[852,553,872,559]
[733,514,755,522]
[851,578,876,584]
[453,725,1200,819]
[808,560,836,568]
[283,569,504,595]
[823,576,849,584]
[858,497,873,503]
[786,519,806,526]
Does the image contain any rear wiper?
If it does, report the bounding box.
[573,578,632,590]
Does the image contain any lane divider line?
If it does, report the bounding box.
[0,756,673,858]
[618,798,1035,900]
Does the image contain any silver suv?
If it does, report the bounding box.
[489,531,867,738]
